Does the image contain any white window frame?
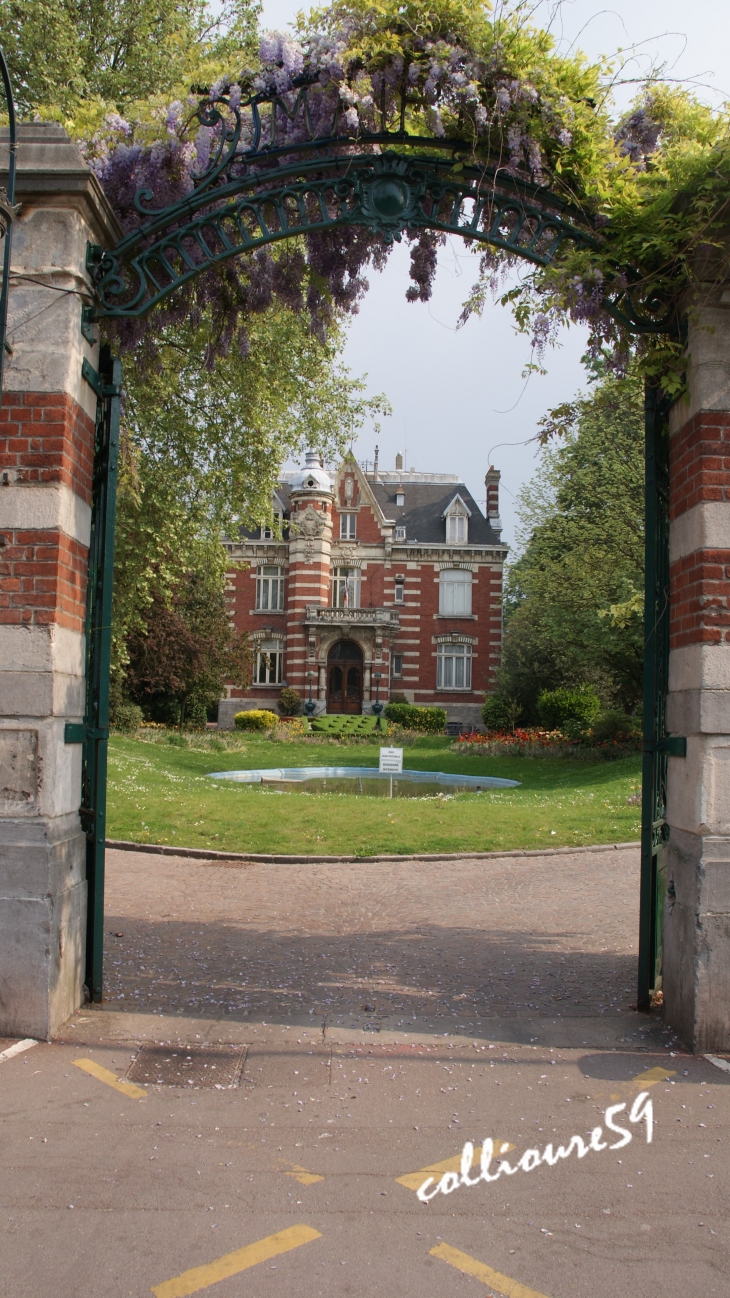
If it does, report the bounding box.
[392,653,403,677]
[255,640,284,685]
[256,565,284,611]
[394,581,404,604]
[445,512,468,544]
[340,512,357,539]
[331,566,361,608]
[396,491,405,507]
[261,511,282,541]
[394,525,406,541]
[439,568,472,616]
[437,643,472,690]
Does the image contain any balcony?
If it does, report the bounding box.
[304,605,400,629]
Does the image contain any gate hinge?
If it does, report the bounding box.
[82,357,102,396]
[81,305,98,345]
[65,723,110,744]
[644,736,687,757]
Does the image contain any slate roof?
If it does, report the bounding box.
[238,475,502,547]
[367,479,501,547]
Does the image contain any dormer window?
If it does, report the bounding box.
[396,492,405,507]
[446,513,467,544]
[394,525,406,541]
[443,494,471,545]
[261,512,282,540]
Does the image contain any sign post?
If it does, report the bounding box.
[379,746,403,798]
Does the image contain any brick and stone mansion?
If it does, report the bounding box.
[218,451,508,731]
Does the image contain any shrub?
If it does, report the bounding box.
[590,710,641,743]
[383,703,447,733]
[111,699,144,732]
[278,687,302,716]
[481,692,522,733]
[388,692,409,705]
[234,709,278,731]
[537,686,600,738]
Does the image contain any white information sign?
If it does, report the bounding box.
[379,747,403,775]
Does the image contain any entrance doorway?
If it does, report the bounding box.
[327,641,363,713]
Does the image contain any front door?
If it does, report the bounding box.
[327,642,363,714]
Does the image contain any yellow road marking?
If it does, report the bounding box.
[396,1141,513,1191]
[631,1066,675,1087]
[74,1058,147,1099]
[151,1225,322,1298]
[431,1243,552,1298]
[282,1162,324,1186]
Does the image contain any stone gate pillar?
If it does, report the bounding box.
[0,124,120,1039]
[664,247,730,1052]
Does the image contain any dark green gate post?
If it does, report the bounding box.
[67,345,123,1003]
[638,382,676,1012]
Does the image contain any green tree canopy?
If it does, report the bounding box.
[499,368,645,720]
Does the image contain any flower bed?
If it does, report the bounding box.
[453,728,640,760]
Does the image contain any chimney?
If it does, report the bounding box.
[395,452,403,471]
[485,465,502,537]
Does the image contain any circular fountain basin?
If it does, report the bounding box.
[207,766,520,797]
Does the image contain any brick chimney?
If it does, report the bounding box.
[485,465,502,537]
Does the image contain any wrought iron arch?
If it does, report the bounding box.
[77,81,679,1013]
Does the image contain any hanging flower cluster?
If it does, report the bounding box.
[83,0,730,390]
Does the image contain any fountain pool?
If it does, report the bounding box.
[207,766,520,797]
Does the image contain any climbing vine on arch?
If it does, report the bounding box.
[80,0,730,393]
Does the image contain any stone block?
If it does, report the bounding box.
[0,878,86,1039]
[0,729,39,813]
[664,828,730,1052]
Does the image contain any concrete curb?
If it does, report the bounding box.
[106,839,640,866]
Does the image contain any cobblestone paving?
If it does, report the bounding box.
[99,845,664,1048]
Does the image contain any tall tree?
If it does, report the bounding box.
[500,368,645,720]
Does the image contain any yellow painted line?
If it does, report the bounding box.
[396,1141,513,1191]
[74,1058,147,1100]
[151,1225,322,1298]
[283,1163,324,1186]
[631,1066,675,1087]
[431,1243,552,1298]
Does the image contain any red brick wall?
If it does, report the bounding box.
[0,391,94,502]
[0,392,95,629]
[669,411,730,650]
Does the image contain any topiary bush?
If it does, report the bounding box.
[278,687,302,716]
[537,687,601,738]
[111,700,144,732]
[388,692,409,705]
[234,709,278,731]
[481,692,522,733]
[383,703,447,733]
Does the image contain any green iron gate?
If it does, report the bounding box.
[65,345,122,1002]
[74,78,682,1008]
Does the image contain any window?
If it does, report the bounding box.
[331,566,361,608]
[261,512,282,540]
[392,654,403,677]
[340,512,357,539]
[255,640,283,684]
[437,643,472,689]
[394,525,406,541]
[445,512,468,544]
[439,568,472,616]
[394,581,404,603]
[396,491,405,507]
[256,565,284,610]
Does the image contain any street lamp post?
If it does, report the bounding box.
[0,46,18,406]
[372,672,384,731]
[304,670,316,719]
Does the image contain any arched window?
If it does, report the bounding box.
[439,568,472,616]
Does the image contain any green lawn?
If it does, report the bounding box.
[106,732,642,856]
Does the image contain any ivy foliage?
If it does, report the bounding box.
[499,368,646,720]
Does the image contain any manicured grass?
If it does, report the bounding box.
[107,732,642,856]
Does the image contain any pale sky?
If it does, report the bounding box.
[262,0,730,546]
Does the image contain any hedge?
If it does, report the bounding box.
[383,703,447,733]
[234,709,278,731]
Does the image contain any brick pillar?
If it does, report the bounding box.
[485,465,502,537]
[664,254,730,1051]
[0,124,120,1038]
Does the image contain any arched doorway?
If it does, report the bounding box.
[326,641,363,714]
